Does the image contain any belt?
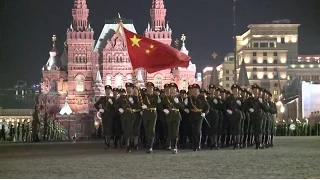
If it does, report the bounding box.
[191,109,202,112]
[127,108,140,113]
[171,108,179,112]
[148,108,157,111]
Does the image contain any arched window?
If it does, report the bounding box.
[106,76,112,86]
[154,76,162,89]
[75,75,85,92]
[126,75,132,83]
[182,79,188,90]
[115,75,122,88]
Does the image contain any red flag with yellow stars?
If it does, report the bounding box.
[123,27,191,73]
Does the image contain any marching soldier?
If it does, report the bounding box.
[132,86,143,150]
[161,84,171,150]
[94,85,115,148]
[225,84,243,150]
[240,88,250,148]
[116,83,141,153]
[141,82,160,153]
[200,88,209,147]
[1,124,5,141]
[186,84,210,151]
[112,88,123,148]
[160,83,184,154]
[219,89,228,148]
[32,106,40,142]
[206,85,221,149]
[265,91,277,147]
[260,88,268,148]
[247,84,268,149]
[22,121,26,141]
[178,89,189,148]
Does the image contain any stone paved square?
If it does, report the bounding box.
[0,137,320,179]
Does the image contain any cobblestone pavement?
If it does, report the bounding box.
[0,137,320,179]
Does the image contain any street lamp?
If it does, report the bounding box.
[233,0,237,84]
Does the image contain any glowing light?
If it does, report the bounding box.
[257,57,263,63]
[309,64,314,68]
[280,106,285,113]
[285,36,289,43]
[257,72,263,79]
[244,57,250,64]
[280,74,287,79]
[291,65,296,68]
[280,57,286,63]
[203,67,213,73]
[300,65,304,68]
[277,37,281,43]
[268,73,274,79]
[291,36,297,43]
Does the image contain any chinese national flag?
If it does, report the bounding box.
[123,27,191,73]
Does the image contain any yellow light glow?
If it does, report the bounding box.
[291,65,296,68]
[257,57,263,63]
[300,65,304,68]
[244,57,250,63]
[291,36,297,43]
[268,73,274,79]
[280,73,286,79]
[241,39,249,46]
[280,57,286,63]
[267,57,273,63]
[285,36,289,43]
[257,72,263,79]
[309,64,314,68]
[277,37,281,43]
[247,72,251,78]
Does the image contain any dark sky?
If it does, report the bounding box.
[1,0,320,88]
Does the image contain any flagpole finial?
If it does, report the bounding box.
[211,52,218,59]
[181,34,186,43]
[118,13,122,20]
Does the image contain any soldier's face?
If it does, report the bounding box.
[221,92,225,99]
[253,89,259,96]
[113,91,118,97]
[193,88,199,95]
[126,87,133,94]
[169,87,177,95]
[215,90,220,97]
[232,88,238,95]
[165,88,170,95]
[154,91,159,95]
[147,86,153,94]
[209,88,215,95]
[105,89,111,95]
[241,91,246,97]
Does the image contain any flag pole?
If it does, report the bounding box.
[115,19,144,104]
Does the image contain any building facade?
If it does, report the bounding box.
[38,0,200,138]
[287,55,320,83]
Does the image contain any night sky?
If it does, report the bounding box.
[1,0,320,88]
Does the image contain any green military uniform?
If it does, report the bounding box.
[141,82,160,153]
[160,84,171,149]
[240,89,251,148]
[225,84,243,150]
[247,85,268,149]
[94,85,116,148]
[178,89,189,149]
[160,83,184,154]
[186,84,210,151]
[267,93,277,147]
[206,85,221,149]
[32,107,40,142]
[116,83,141,153]
[112,88,123,148]
[260,88,269,148]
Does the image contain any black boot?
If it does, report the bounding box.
[133,136,139,150]
[193,135,201,151]
[220,134,226,148]
[114,136,119,149]
[172,138,178,154]
[242,135,248,148]
[210,135,218,150]
[166,139,172,150]
[147,138,154,153]
[104,136,110,149]
[255,135,262,150]
[126,139,131,153]
[233,135,240,150]
[270,135,274,147]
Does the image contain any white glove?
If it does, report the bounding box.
[201,113,205,117]
[129,97,134,104]
[213,99,218,104]
[236,100,241,105]
[184,98,188,105]
[157,97,161,103]
[227,109,233,115]
[140,111,143,115]
[249,108,254,113]
[184,109,190,113]
[174,97,179,103]
[163,109,169,114]
[142,105,147,109]
[108,99,113,104]
[258,98,263,103]
[118,108,124,114]
[99,109,104,113]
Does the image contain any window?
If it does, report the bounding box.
[226,84,230,87]
[181,79,187,90]
[281,37,285,44]
[253,52,257,56]
[226,77,229,81]
[252,75,257,79]
[263,75,268,79]
[106,76,112,86]
[115,75,122,88]
[263,60,267,64]
[274,74,278,79]
[263,68,267,71]
[270,43,275,48]
[76,124,82,133]
[226,70,229,74]
[274,83,278,87]
[154,76,162,89]
[253,43,259,47]
[75,75,85,92]
[273,59,278,64]
[260,43,268,47]
[263,52,267,56]
[273,90,278,95]
[273,52,278,56]
[252,68,257,71]
[77,99,83,105]
[273,68,277,71]
[126,75,132,83]
[253,60,257,64]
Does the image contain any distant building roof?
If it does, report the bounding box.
[0,94,35,109]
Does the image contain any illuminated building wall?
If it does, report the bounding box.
[287,55,320,83]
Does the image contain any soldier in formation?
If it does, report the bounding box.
[93,82,278,153]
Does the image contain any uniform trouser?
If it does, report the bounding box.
[179,112,188,144]
[250,112,263,144]
[207,110,219,136]
[201,116,209,145]
[142,110,157,138]
[133,112,142,136]
[229,111,242,145]
[242,114,250,144]
[166,111,181,143]
[190,112,204,148]
[113,114,123,137]
[261,117,267,144]
[264,119,270,143]
[221,114,229,145]
[102,116,113,137]
[120,112,135,141]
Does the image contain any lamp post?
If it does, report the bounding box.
[233,0,237,84]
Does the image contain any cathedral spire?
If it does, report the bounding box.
[46,35,58,70]
[150,0,166,31]
[237,60,250,86]
[72,0,89,31]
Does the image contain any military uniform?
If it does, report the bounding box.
[32,107,40,142]
[186,84,210,151]
[141,82,160,153]
[206,85,221,149]
[159,84,171,149]
[260,88,269,148]
[225,84,243,149]
[178,89,189,148]
[219,89,228,148]
[266,92,277,147]
[160,83,184,154]
[115,83,141,153]
[247,85,268,149]
[240,89,251,148]
[94,85,116,148]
